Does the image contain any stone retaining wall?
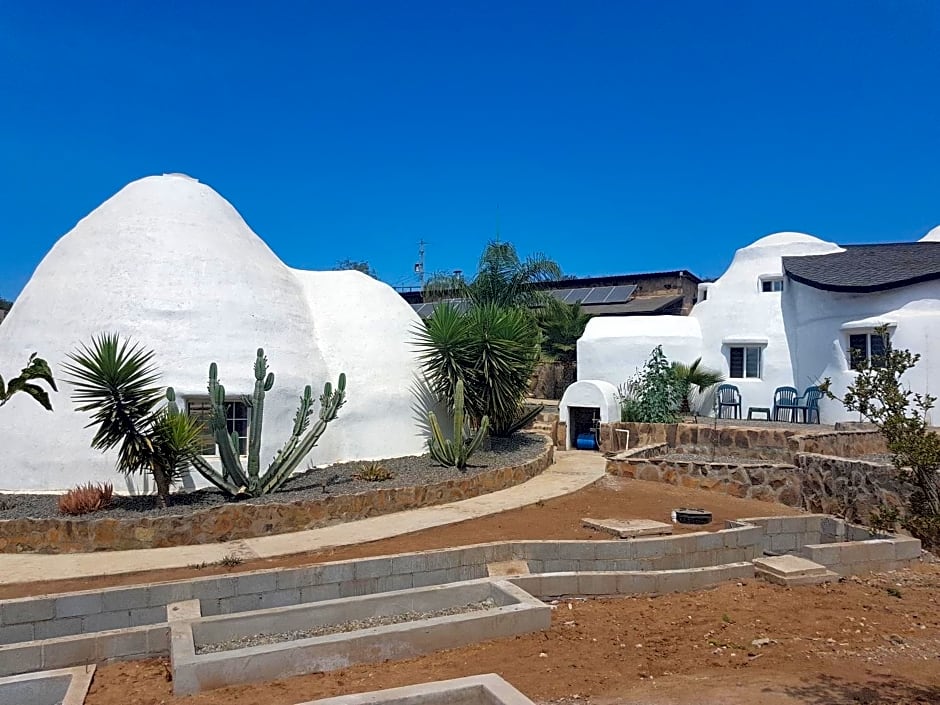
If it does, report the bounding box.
[0,441,553,554]
[606,447,913,522]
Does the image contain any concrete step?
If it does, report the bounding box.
[753,555,839,587]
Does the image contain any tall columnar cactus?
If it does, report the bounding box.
[185,349,347,497]
[427,379,489,469]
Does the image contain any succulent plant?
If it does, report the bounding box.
[427,378,489,469]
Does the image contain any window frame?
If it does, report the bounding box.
[728,345,763,379]
[760,276,784,293]
[846,331,888,371]
[186,398,250,457]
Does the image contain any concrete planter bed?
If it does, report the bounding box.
[0,665,94,705]
[296,674,538,705]
[0,437,553,554]
[168,579,550,695]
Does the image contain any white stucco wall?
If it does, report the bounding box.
[576,229,940,423]
[0,174,429,493]
[558,380,620,450]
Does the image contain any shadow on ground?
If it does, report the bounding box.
[773,674,940,704]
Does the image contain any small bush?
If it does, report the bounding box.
[354,462,395,482]
[58,483,114,516]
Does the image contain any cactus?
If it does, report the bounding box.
[187,349,347,497]
[427,379,489,469]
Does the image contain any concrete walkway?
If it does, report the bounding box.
[0,450,605,585]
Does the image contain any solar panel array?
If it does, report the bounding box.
[410,285,637,317]
[550,284,636,305]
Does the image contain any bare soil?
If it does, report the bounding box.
[11,474,939,704]
[0,476,798,600]
[85,565,940,705]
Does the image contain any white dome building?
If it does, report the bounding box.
[0,174,430,493]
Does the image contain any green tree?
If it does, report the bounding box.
[1,353,57,411]
[535,298,591,363]
[413,302,542,437]
[63,334,204,507]
[616,346,684,423]
[822,327,940,518]
[671,357,724,414]
[334,259,378,278]
[423,240,562,307]
[0,298,11,312]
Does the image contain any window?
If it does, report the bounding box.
[848,332,887,371]
[761,278,784,292]
[187,399,249,455]
[729,346,762,378]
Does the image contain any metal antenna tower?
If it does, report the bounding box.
[414,239,426,288]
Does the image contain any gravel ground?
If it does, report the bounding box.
[195,598,498,654]
[0,433,546,521]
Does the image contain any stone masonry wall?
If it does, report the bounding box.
[0,441,553,554]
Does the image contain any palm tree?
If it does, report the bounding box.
[536,298,592,363]
[671,357,724,414]
[63,333,203,507]
[423,240,562,308]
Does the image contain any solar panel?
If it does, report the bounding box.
[563,288,592,304]
[605,285,637,303]
[581,286,614,304]
[549,289,570,301]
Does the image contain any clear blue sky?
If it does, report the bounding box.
[2,1,938,296]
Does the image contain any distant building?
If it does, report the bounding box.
[398,269,703,318]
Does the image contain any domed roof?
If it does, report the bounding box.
[920,225,940,242]
[746,231,826,248]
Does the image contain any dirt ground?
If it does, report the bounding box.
[85,564,940,705]
[0,475,800,599]
[13,475,940,704]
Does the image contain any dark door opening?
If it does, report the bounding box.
[569,406,600,449]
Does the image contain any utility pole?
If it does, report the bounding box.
[414,239,426,288]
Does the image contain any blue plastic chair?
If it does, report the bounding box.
[795,386,823,424]
[772,386,800,422]
[716,384,742,419]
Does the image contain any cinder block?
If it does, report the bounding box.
[634,538,668,559]
[41,636,97,669]
[594,541,634,560]
[146,625,171,655]
[616,572,657,594]
[55,592,102,617]
[554,543,597,562]
[191,578,237,601]
[770,533,798,552]
[893,537,922,561]
[274,568,315,591]
[299,583,341,604]
[82,611,131,634]
[147,583,195,608]
[103,588,151,612]
[657,571,693,594]
[542,560,579,573]
[412,569,452,588]
[354,558,392,580]
[227,594,263,613]
[2,598,55,625]
[0,623,34,645]
[34,617,83,640]
[317,562,356,584]
[258,590,300,609]
[129,606,169,627]
[804,544,843,566]
[424,551,461,572]
[390,553,428,575]
[538,574,577,596]
[339,579,380,598]
[96,628,150,660]
[577,573,618,595]
[385,574,414,592]
[0,643,41,677]
[233,572,277,596]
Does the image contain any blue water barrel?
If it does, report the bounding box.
[575,432,597,450]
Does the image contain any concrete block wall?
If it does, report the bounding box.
[732,515,829,555]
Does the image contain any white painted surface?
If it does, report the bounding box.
[577,229,940,423]
[559,380,619,449]
[0,175,429,492]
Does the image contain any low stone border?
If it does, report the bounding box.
[0,440,553,554]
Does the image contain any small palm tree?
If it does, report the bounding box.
[63,333,203,507]
[671,357,724,414]
[536,298,592,363]
[1,353,57,410]
[423,240,562,308]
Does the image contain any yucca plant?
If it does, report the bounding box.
[1,353,57,411]
[414,302,542,436]
[63,334,204,507]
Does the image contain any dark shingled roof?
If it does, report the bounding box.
[783,243,940,293]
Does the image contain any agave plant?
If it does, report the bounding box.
[63,334,204,507]
[0,353,57,410]
[414,301,542,436]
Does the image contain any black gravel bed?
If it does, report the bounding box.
[659,453,784,465]
[195,598,498,654]
[0,433,547,521]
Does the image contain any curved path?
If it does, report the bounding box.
[0,450,604,585]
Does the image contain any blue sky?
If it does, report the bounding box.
[1,1,938,296]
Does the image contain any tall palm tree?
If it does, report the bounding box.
[671,357,724,414]
[423,240,562,308]
[63,333,203,507]
[536,298,592,363]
